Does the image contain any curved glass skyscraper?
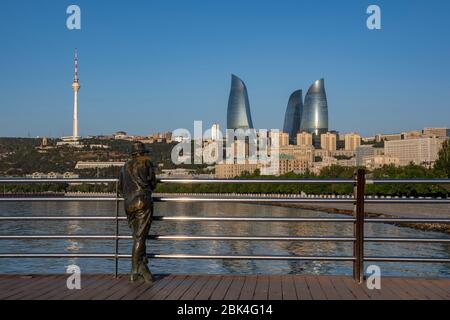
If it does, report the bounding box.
[283,90,303,144]
[300,78,329,147]
[227,74,254,129]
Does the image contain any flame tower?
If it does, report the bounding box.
[72,49,80,140]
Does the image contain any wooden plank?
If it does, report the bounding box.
[427,279,450,299]
[151,275,189,300]
[293,275,312,300]
[317,276,341,300]
[305,276,327,300]
[224,276,245,300]
[106,278,149,300]
[253,275,269,300]
[1,275,449,300]
[165,276,197,300]
[210,276,233,300]
[381,277,413,300]
[238,275,258,300]
[82,275,128,300]
[194,275,222,300]
[44,274,110,300]
[4,275,61,300]
[180,275,211,300]
[404,278,442,300]
[341,277,370,300]
[135,274,177,300]
[27,275,70,300]
[329,276,355,300]
[120,277,160,300]
[281,275,297,300]
[268,275,283,300]
[64,275,122,300]
[390,278,428,300]
[0,275,43,299]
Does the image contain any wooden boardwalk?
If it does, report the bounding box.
[0,274,448,300]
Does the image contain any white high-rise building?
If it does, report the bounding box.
[211,123,221,141]
[384,137,444,167]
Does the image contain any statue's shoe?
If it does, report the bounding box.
[129,273,144,283]
[138,263,154,284]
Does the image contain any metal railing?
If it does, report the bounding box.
[0,170,449,283]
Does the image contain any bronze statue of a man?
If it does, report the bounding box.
[119,141,157,283]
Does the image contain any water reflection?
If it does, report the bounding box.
[0,201,449,277]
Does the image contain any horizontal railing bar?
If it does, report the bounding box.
[153,216,356,222]
[158,179,355,184]
[1,254,449,263]
[1,178,449,184]
[0,216,127,221]
[365,237,450,243]
[0,253,354,261]
[0,178,117,184]
[0,235,130,240]
[0,216,354,222]
[0,253,131,258]
[0,235,356,241]
[147,254,356,261]
[0,197,120,202]
[1,196,448,204]
[1,216,448,223]
[365,257,450,263]
[155,197,357,203]
[1,235,449,243]
[366,218,450,223]
[366,179,450,184]
[364,199,450,204]
[151,235,354,241]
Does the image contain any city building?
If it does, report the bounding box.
[296,132,313,147]
[113,131,128,139]
[27,172,79,179]
[330,150,356,158]
[300,79,329,147]
[74,161,126,170]
[344,133,361,151]
[422,127,450,139]
[355,145,384,166]
[311,156,356,174]
[282,90,303,145]
[320,132,337,151]
[227,74,254,130]
[401,130,422,140]
[215,162,259,178]
[211,124,221,141]
[384,137,444,167]
[276,158,310,175]
[279,145,314,163]
[364,155,400,170]
[375,133,402,142]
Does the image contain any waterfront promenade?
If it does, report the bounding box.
[1,274,449,300]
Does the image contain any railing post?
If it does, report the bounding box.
[353,168,365,284]
[114,181,120,279]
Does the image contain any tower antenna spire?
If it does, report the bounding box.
[74,48,79,82]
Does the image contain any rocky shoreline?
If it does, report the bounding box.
[263,202,450,234]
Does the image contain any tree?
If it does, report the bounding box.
[434,139,450,178]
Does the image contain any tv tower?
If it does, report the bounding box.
[72,49,80,140]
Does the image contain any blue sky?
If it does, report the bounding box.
[0,0,449,137]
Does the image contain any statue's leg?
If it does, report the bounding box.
[130,218,143,283]
[136,204,153,283]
